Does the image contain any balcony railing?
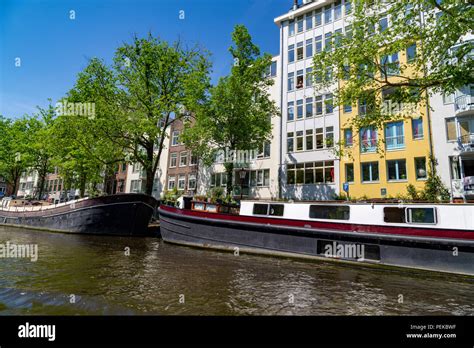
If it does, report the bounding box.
[386,135,405,150]
[455,94,474,116]
[458,133,474,153]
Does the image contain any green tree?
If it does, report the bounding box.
[312,0,473,131]
[0,116,35,196]
[182,25,279,194]
[70,35,211,195]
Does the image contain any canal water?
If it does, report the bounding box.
[0,226,473,315]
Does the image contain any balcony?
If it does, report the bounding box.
[458,134,474,154]
[455,94,474,117]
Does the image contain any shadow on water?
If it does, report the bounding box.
[0,226,473,315]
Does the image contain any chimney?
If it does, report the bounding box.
[293,0,298,10]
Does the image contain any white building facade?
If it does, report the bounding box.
[274,0,350,200]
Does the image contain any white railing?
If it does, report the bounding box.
[455,94,474,115]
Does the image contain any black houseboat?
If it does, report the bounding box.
[159,200,474,276]
[0,193,158,236]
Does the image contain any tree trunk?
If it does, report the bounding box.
[79,172,87,198]
[224,162,234,196]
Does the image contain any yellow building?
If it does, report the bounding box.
[339,46,432,199]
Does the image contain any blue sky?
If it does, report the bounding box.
[0,0,289,119]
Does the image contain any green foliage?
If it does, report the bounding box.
[312,0,473,152]
[405,159,450,202]
[182,25,279,194]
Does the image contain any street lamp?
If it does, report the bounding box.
[239,168,247,200]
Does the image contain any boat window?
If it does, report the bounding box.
[269,204,284,216]
[408,207,437,224]
[383,207,406,223]
[309,205,350,220]
[253,204,269,215]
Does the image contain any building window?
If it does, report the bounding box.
[443,93,454,104]
[306,97,313,118]
[306,129,314,151]
[133,163,141,173]
[287,101,294,121]
[171,131,180,146]
[406,43,416,63]
[297,16,304,33]
[335,28,343,47]
[190,155,198,166]
[315,128,324,149]
[361,162,379,182]
[165,176,175,190]
[297,99,304,119]
[315,8,322,26]
[306,39,313,58]
[315,35,322,53]
[345,163,354,183]
[306,11,313,30]
[296,131,304,151]
[326,126,334,147]
[387,159,407,181]
[288,44,295,63]
[177,175,186,190]
[325,93,333,114]
[379,17,388,32]
[297,42,304,61]
[289,20,295,36]
[334,1,342,20]
[385,121,405,150]
[306,67,313,87]
[286,161,334,185]
[345,24,352,39]
[343,103,352,113]
[345,0,352,14]
[287,132,294,152]
[179,151,188,167]
[288,72,295,91]
[324,32,332,51]
[266,61,277,77]
[344,129,353,147]
[324,5,332,24]
[132,179,143,193]
[412,118,424,139]
[315,96,323,116]
[381,53,400,77]
[188,174,196,190]
[445,118,457,141]
[415,157,427,180]
[360,127,377,153]
[296,69,304,89]
[170,153,177,168]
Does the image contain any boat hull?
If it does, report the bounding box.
[0,194,158,236]
[158,206,474,276]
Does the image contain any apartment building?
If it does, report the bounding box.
[166,117,199,195]
[338,42,434,199]
[430,75,474,201]
[17,171,39,198]
[202,55,282,200]
[274,0,348,200]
